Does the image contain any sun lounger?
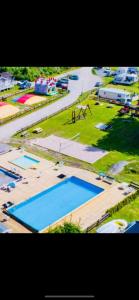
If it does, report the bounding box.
[119,182,129,190]
[103,176,114,184]
[124,187,134,195]
[3,202,13,209]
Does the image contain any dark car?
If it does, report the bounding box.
[95,82,103,87]
[56,80,62,87]
[69,74,79,80]
[19,80,31,89]
[60,79,69,84]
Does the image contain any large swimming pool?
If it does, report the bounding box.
[10,155,40,169]
[7,176,104,232]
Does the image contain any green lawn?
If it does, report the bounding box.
[106,82,139,94]
[0,85,20,97]
[15,92,139,183]
[90,195,139,233]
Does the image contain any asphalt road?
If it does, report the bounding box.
[0,67,101,141]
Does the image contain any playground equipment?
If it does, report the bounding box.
[118,105,130,116]
[71,104,92,123]
[35,77,57,96]
[130,107,139,118]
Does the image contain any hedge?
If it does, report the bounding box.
[106,189,139,216]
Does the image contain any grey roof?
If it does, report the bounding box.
[0,222,9,233]
[0,72,13,78]
[99,87,131,95]
[0,143,10,155]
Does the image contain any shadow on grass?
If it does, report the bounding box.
[92,116,139,156]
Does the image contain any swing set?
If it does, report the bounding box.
[71,104,92,123]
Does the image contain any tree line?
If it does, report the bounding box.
[0,67,71,81]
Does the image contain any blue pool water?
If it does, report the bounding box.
[11,155,40,169]
[0,168,20,186]
[8,176,104,232]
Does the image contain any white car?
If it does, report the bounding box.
[103,67,111,73]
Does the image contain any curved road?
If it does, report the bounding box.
[0,67,101,141]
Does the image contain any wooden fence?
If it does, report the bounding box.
[86,213,110,232]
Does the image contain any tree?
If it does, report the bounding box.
[49,222,83,233]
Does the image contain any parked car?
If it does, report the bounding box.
[110,71,117,76]
[19,80,32,89]
[95,82,103,87]
[103,67,111,73]
[60,79,69,84]
[56,80,62,87]
[69,74,79,80]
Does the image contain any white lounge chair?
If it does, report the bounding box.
[124,187,134,195]
[119,182,129,190]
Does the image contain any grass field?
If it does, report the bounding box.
[90,195,139,233]
[15,91,139,183]
[106,82,139,94]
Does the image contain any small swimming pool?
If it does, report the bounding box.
[8,176,104,232]
[10,155,40,169]
[0,167,21,187]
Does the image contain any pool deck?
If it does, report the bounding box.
[0,148,134,233]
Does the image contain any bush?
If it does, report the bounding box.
[49,222,83,233]
[106,190,139,216]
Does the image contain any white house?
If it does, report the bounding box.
[0,72,16,92]
[98,87,132,104]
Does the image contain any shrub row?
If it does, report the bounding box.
[106,189,139,216]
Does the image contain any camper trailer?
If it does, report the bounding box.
[116,67,128,75]
[98,88,132,105]
[113,73,138,85]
